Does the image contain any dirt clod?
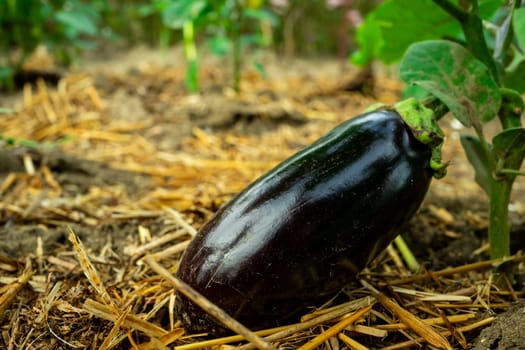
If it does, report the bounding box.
[473,300,525,350]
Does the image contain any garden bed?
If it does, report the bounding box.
[0,49,524,349]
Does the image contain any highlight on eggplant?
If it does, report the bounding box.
[175,98,446,335]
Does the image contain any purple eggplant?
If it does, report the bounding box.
[175,103,445,335]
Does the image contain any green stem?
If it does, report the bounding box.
[461,4,502,85]
[499,169,525,176]
[183,21,199,93]
[488,178,513,259]
[432,0,467,21]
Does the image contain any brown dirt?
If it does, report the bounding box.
[0,47,524,349]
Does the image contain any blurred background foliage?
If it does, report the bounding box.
[0,0,381,91]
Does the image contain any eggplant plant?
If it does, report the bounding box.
[354,0,525,262]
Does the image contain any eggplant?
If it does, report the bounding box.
[175,100,445,335]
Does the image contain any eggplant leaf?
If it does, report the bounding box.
[352,0,501,66]
[504,58,525,93]
[492,128,525,171]
[514,8,525,52]
[352,0,459,65]
[400,40,501,127]
[460,134,494,196]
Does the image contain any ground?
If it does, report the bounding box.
[0,46,524,349]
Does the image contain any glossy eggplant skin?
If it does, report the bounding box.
[176,110,433,334]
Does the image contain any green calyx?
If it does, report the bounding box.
[368,98,447,179]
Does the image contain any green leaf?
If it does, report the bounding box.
[478,0,508,20]
[161,0,208,29]
[136,3,157,17]
[351,16,382,66]
[460,134,494,196]
[352,0,502,65]
[0,108,14,114]
[243,8,279,26]
[401,85,430,100]
[352,0,461,65]
[55,10,98,36]
[504,57,525,93]
[207,35,231,57]
[513,8,525,51]
[18,139,39,148]
[400,40,501,127]
[0,66,14,79]
[492,128,525,171]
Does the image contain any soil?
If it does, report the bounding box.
[0,46,524,349]
[473,300,525,350]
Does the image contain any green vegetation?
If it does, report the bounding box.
[1,0,360,92]
[354,0,525,263]
[139,0,278,92]
[0,0,108,89]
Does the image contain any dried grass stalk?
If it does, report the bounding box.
[99,306,131,350]
[375,313,476,331]
[173,325,290,350]
[68,229,114,307]
[297,304,373,350]
[380,316,495,350]
[137,329,185,350]
[392,286,472,302]
[239,296,376,350]
[338,332,369,350]
[0,259,33,318]
[164,207,197,237]
[361,280,452,350]
[345,324,387,338]
[83,298,168,338]
[388,254,525,285]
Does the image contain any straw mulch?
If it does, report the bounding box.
[0,63,523,349]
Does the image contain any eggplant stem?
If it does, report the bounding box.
[488,179,512,260]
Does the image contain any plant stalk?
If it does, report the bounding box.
[499,169,525,176]
[488,178,513,259]
[461,4,502,84]
[183,20,199,93]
